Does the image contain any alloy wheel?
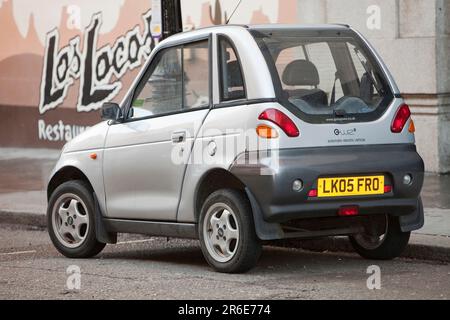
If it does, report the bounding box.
[203,203,240,263]
[52,193,90,248]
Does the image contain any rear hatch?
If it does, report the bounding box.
[250,26,415,148]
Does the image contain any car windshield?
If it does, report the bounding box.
[251,29,393,123]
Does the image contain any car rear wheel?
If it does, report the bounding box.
[198,189,262,273]
[47,180,106,258]
[349,214,410,260]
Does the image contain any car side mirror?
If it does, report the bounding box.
[101,102,122,122]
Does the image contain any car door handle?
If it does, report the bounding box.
[171,131,186,143]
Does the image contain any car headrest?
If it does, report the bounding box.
[227,60,244,88]
[282,59,320,86]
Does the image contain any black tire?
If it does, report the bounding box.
[47,180,106,258]
[349,215,410,260]
[198,189,262,273]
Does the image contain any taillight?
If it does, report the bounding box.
[307,189,318,197]
[391,104,411,133]
[258,108,299,137]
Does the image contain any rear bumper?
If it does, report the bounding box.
[230,144,424,239]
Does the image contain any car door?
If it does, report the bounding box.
[103,39,211,221]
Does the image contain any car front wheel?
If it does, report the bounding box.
[47,180,106,258]
[198,189,262,273]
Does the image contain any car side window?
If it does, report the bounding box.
[131,47,183,119]
[130,39,210,120]
[183,41,210,109]
[218,36,245,101]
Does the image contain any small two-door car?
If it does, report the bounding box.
[47,25,424,273]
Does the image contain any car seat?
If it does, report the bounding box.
[281,59,328,106]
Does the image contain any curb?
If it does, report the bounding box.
[1,210,449,263]
[271,236,450,263]
[0,210,46,228]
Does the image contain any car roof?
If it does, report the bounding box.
[161,24,351,46]
[248,24,350,31]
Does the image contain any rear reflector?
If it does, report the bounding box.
[338,206,359,216]
[307,189,318,197]
[384,185,392,193]
[391,104,411,133]
[258,108,299,137]
[256,124,279,138]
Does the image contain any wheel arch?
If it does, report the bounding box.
[194,168,247,222]
[47,166,94,201]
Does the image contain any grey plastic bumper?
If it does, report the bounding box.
[230,144,424,239]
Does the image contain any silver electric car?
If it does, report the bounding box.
[47,25,424,273]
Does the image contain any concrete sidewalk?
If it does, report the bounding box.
[0,147,449,261]
[0,148,58,225]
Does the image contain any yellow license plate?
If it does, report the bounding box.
[317,175,385,198]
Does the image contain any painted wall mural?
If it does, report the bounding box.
[39,9,155,115]
[0,0,297,148]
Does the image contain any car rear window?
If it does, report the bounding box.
[251,29,394,124]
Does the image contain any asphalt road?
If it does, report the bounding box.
[0,223,449,300]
